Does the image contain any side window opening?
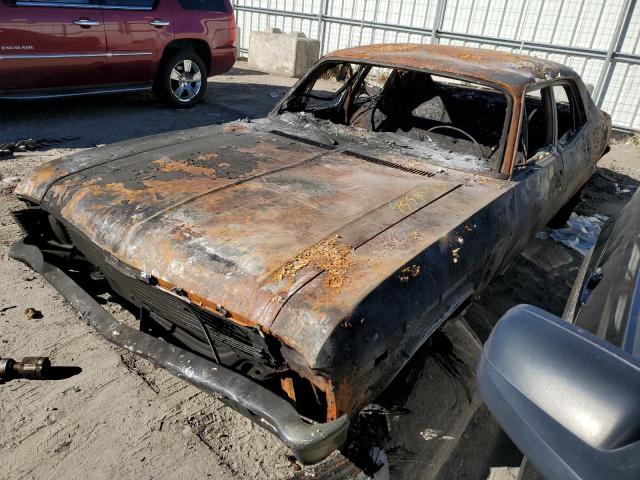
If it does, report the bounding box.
[178,0,227,12]
[287,62,359,116]
[553,83,586,143]
[518,86,554,163]
[352,66,392,106]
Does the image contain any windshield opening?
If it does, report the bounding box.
[277,61,510,173]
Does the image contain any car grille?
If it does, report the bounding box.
[63,225,280,371]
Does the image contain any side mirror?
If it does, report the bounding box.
[478,304,640,480]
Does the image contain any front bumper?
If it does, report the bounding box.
[10,238,349,465]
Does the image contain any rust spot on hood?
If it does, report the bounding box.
[274,235,354,292]
[152,157,219,178]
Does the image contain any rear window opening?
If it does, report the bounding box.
[278,61,510,173]
[177,0,228,11]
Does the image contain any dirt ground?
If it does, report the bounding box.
[1,62,639,480]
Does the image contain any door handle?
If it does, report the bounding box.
[149,19,171,27]
[73,18,100,27]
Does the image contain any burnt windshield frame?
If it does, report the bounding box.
[278,61,364,113]
[271,58,514,174]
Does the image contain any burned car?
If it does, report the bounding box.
[10,44,611,463]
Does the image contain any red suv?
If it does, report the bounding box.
[0,0,236,107]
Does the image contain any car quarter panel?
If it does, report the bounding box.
[172,0,236,74]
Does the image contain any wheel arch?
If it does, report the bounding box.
[160,39,212,75]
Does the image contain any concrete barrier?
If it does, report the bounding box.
[248,28,320,77]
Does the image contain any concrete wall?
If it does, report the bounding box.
[248,28,320,77]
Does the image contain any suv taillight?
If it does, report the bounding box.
[229,13,237,45]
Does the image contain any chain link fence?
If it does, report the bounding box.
[232,0,640,131]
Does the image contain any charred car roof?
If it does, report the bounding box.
[323,43,576,94]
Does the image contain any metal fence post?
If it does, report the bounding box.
[319,0,329,55]
[430,0,447,44]
[593,0,636,106]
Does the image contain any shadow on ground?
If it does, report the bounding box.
[0,365,82,384]
[0,66,292,149]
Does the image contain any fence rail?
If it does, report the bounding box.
[232,0,640,131]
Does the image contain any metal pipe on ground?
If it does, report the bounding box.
[0,356,51,380]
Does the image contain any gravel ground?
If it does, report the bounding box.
[1,62,638,480]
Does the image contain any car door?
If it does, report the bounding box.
[0,0,106,91]
[552,82,594,202]
[511,85,565,249]
[100,0,175,85]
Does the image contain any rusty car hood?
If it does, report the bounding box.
[16,120,510,370]
[16,120,509,378]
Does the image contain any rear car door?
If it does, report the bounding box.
[511,85,565,246]
[552,82,593,203]
[100,0,175,85]
[0,0,106,91]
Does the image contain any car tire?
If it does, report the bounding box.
[155,50,207,108]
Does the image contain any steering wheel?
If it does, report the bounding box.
[425,125,486,158]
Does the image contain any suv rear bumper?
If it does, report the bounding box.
[211,46,237,75]
[10,238,349,465]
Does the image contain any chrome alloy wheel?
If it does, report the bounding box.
[169,59,202,102]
